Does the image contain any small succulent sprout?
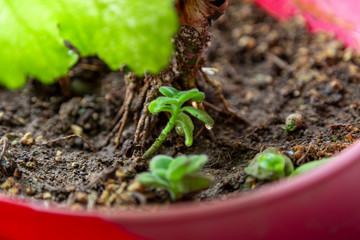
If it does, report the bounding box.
[291,158,331,176]
[136,154,214,200]
[282,113,305,132]
[143,86,214,159]
[245,147,294,181]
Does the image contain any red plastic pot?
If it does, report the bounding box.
[1,1,360,239]
[1,140,360,239]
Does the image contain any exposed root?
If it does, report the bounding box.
[200,69,251,125]
[0,137,8,163]
[114,74,137,149]
[45,134,96,154]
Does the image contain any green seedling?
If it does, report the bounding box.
[136,154,214,200]
[245,147,294,181]
[282,121,296,132]
[291,158,331,176]
[142,86,214,159]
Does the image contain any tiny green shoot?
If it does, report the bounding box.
[136,154,214,200]
[245,147,294,181]
[142,86,214,159]
[282,121,296,132]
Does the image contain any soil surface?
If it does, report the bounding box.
[0,0,359,210]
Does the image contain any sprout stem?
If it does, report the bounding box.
[142,111,178,159]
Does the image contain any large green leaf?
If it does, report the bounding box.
[55,0,178,74]
[0,0,178,89]
[0,0,78,89]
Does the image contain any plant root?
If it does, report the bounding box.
[114,75,137,149]
[200,69,251,125]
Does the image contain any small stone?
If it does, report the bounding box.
[97,190,110,205]
[329,80,343,92]
[8,186,20,195]
[71,162,79,168]
[127,181,145,193]
[55,156,61,162]
[1,177,15,190]
[26,187,36,195]
[43,192,52,199]
[56,150,63,156]
[26,162,35,168]
[13,169,22,179]
[65,185,76,192]
[35,135,45,144]
[21,132,34,146]
[71,124,83,135]
[285,113,305,131]
[238,36,256,50]
[75,192,88,204]
[345,133,353,142]
[115,168,126,179]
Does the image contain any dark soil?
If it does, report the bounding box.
[0,0,359,210]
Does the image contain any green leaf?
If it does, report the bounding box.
[178,89,200,104]
[0,0,78,89]
[54,0,178,74]
[168,155,190,181]
[177,174,214,192]
[149,155,173,172]
[189,92,205,102]
[181,106,214,126]
[154,97,179,108]
[175,113,194,146]
[159,86,179,97]
[136,172,169,188]
[148,98,177,114]
[186,155,208,174]
[258,153,285,175]
[291,158,331,176]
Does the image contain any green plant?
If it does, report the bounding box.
[136,154,213,200]
[245,147,294,181]
[142,86,214,159]
[291,158,331,176]
[282,121,296,132]
[0,0,178,89]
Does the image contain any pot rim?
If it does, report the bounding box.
[1,140,359,221]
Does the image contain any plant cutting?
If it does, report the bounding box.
[0,0,360,239]
[245,147,294,181]
[142,87,214,159]
[136,154,213,200]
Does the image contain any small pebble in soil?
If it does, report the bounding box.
[115,168,127,179]
[285,113,305,131]
[71,124,83,135]
[97,190,110,205]
[1,177,15,190]
[35,135,45,144]
[127,181,145,193]
[26,162,36,168]
[43,192,52,199]
[20,132,34,146]
[26,187,36,196]
[71,162,79,168]
[13,169,22,179]
[75,192,88,204]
